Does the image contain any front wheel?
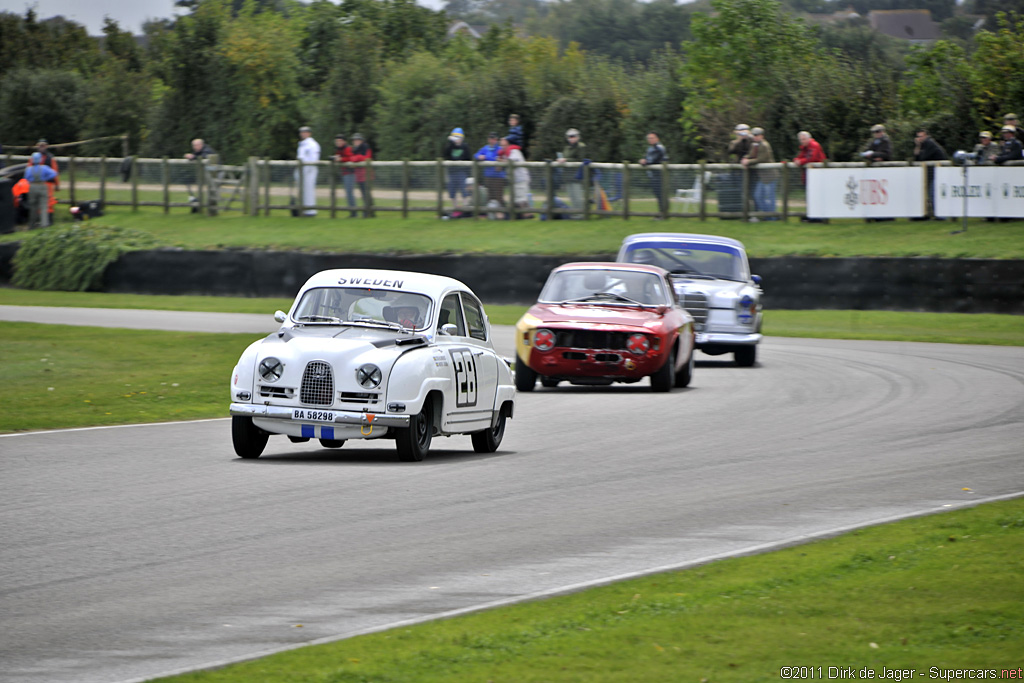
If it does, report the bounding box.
[471,410,507,453]
[675,346,695,388]
[515,362,537,392]
[396,401,432,462]
[232,416,269,459]
[650,349,676,393]
[734,345,757,367]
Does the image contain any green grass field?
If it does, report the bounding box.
[155,497,1024,682]
[4,206,1023,258]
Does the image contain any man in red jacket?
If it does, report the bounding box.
[794,131,827,223]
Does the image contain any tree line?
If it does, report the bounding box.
[0,0,1020,166]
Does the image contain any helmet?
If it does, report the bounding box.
[392,294,425,328]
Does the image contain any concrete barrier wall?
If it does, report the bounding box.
[1,244,1022,314]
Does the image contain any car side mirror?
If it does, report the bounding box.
[274,310,287,323]
[440,323,459,336]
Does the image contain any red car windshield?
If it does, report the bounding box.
[539,269,669,306]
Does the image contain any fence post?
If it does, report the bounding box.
[781,160,790,221]
[507,157,517,219]
[699,160,707,221]
[436,159,444,217]
[198,160,208,214]
[661,160,670,219]
[583,163,591,221]
[330,158,337,219]
[622,162,630,220]
[131,155,139,211]
[365,159,375,217]
[68,155,77,207]
[100,155,107,207]
[473,159,481,221]
[162,157,170,214]
[263,158,271,216]
[401,159,410,218]
[741,164,749,222]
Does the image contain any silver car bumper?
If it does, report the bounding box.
[695,332,762,346]
[229,403,410,428]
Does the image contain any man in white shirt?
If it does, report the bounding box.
[296,126,320,217]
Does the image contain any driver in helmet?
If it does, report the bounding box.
[392,295,424,329]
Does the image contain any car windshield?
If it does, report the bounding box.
[291,287,433,331]
[539,269,669,306]
[623,242,746,281]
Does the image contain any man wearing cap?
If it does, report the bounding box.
[741,127,778,220]
[23,152,58,229]
[296,126,320,217]
[35,139,60,218]
[347,133,373,217]
[994,125,1023,165]
[557,128,587,213]
[1004,114,1023,142]
[861,124,892,163]
[443,128,472,210]
[973,131,998,165]
[475,131,507,212]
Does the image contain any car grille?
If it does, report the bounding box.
[300,360,334,406]
[259,385,295,399]
[556,329,629,350]
[682,291,709,328]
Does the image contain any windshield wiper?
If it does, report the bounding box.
[343,318,410,333]
[296,314,344,323]
[562,292,648,306]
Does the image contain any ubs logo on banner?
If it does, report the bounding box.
[844,176,858,210]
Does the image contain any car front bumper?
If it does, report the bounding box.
[695,332,761,346]
[229,403,411,428]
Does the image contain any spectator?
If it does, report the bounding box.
[500,135,530,219]
[994,125,1024,165]
[184,138,216,161]
[555,128,587,213]
[348,133,374,217]
[296,126,320,217]
[793,131,826,169]
[639,131,669,216]
[332,134,356,216]
[507,114,524,149]
[475,131,506,211]
[974,131,999,165]
[728,124,752,161]
[24,151,57,229]
[913,129,948,220]
[861,124,892,163]
[741,127,778,221]
[443,127,472,210]
[1005,113,1023,142]
[35,138,60,218]
[720,124,752,214]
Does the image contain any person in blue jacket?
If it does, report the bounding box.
[475,132,506,210]
[24,152,58,229]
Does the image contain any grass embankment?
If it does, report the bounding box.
[3,207,1023,258]
[156,498,1024,682]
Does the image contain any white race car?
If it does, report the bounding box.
[617,233,763,366]
[229,269,516,461]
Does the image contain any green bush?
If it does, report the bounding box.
[11,224,159,292]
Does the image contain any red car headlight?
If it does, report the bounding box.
[534,328,556,351]
[626,333,650,355]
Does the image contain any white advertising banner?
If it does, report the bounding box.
[806,167,925,218]
[933,166,1024,218]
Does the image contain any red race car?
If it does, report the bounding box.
[514,262,696,392]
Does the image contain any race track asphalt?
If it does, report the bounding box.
[1,308,1022,683]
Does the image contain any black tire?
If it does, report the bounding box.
[319,438,345,448]
[471,410,507,453]
[540,377,560,388]
[396,401,432,462]
[232,416,269,459]
[675,346,695,388]
[288,436,310,443]
[515,362,537,392]
[735,345,757,367]
[650,349,676,393]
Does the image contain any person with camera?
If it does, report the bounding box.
[973,131,999,165]
[860,124,892,163]
[995,125,1024,165]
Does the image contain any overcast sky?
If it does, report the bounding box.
[1,0,449,34]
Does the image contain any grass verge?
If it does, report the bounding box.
[3,207,1023,259]
[156,497,1024,682]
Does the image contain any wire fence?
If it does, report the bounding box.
[2,153,972,221]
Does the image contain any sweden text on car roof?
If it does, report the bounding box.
[297,269,471,299]
[620,233,747,250]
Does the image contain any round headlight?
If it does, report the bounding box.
[626,333,650,355]
[356,364,382,388]
[534,328,556,351]
[259,357,284,382]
